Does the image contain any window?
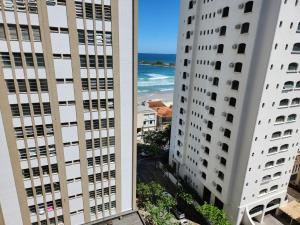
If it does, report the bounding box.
[87,30,94,45]
[28,0,38,13]
[105,32,112,45]
[241,23,250,34]
[95,4,103,20]
[218,171,224,180]
[209,107,215,115]
[234,62,243,72]
[273,172,281,178]
[283,81,294,89]
[33,53,44,67]
[185,45,190,53]
[270,185,278,191]
[220,26,226,36]
[283,129,292,136]
[287,114,296,122]
[220,157,226,166]
[259,189,267,195]
[0,24,6,40]
[213,77,219,86]
[184,59,188,67]
[288,62,298,72]
[250,205,264,215]
[275,115,285,123]
[186,31,191,39]
[268,146,278,154]
[226,113,234,123]
[292,43,300,52]
[107,56,113,68]
[8,25,18,40]
[31,26,41,41]
[202,159,208,167]
[265,161,274,168]
[204,147,210,155]
[78,30,85,44]
[222,7,229,17]
[75,2,83,18]
[296,81,300,88]
[292,98,300,105]
[217,44,224,53]
[0,52,11,67]
[98,55,105,68]
[244,1,253,13]
[231,80,239,90]
[222,143,229,152]
[238,43,246,54]
[206,134,211,142]
[229,97,236,107]
[216,184,222,193]
[188,1,193,9]
[215,61,221,70]
[280,99,289,106]
[104,5,111,21]
[85,3,93,19]
[272,131,281,139]
[207,121,213,129]
[13,53,22,67]
[80,55,87,68]
[211,92,217,101]
[187,16,192,24]
[280,144,289,151]
[224,129,231,138]
[297,22,300,32]
[20,26,30,41]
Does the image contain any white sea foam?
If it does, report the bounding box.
[146,73,170,80]
[138,80,174,87]
[160,88,174,92]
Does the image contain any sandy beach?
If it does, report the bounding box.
[138,91,174,105]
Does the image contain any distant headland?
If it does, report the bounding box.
[138,60,175,67]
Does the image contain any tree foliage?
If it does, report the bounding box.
[196,203,232,225]
[143,124,171,151]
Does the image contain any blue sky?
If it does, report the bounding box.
[138,0,180,54]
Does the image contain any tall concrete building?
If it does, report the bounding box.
[170,0,300,224]
[0,0,137,225]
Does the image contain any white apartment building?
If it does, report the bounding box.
[0,0,137,225]
[137,103,157,141]
[170,0,300,224]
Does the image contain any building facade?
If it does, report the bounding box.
[170,0,300,224]
[137,103,157,142]
[0,0,137,225]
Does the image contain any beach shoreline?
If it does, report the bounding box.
[138,91,174,105]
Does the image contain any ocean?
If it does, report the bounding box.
[138,53,176,94]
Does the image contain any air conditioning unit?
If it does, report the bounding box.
[235,24,241,29]
[215,28,220,32]
[205,106,210,110]
[211,61,215,66]
[189,46,192,50]
[224,97,229,101]
[207,92,211,96]
[202,133,206,137]
[193,0,196,4]
[215,169,219,173]
[222,112,227,117]
[219,127,225,132]
[232,44,238,49]
[217,141,222,146]
[229,62,235,68]
[190,31,194,35]
[217,9,222,14]
[200,158,203,162]
[216,155,221,160]
[213,45,218,50]
[192,16,195,20]
[201,145,205,149]
[212,181,217,187]
[226,80,232,85]
[204,119,208,124]
[208,77,213,82]
[239,3,245,9]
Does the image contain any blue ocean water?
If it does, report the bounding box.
[138,53,176,94]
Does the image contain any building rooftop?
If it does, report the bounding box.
[148,100,172,118]
[84,211,145,225]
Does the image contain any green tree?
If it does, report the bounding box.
[176,190,193,206]
[196,203,232,225]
